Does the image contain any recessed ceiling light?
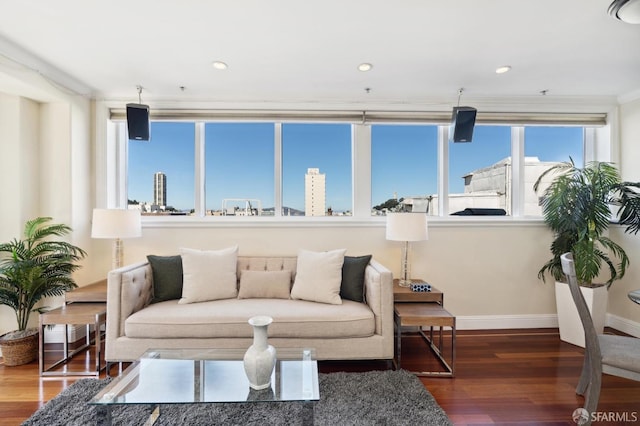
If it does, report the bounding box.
[608,0,640,24]
[212,61,228,70]
[358,63,373,72]
[495,65,512,74]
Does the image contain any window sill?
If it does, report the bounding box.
[141,215,548,229]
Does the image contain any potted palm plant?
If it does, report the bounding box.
[534,159,640,346]
[0,217,86,365]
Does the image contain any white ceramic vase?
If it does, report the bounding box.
[243,315,276,390]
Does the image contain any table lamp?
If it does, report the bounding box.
[385,212,428,287]
[91,209,141,270]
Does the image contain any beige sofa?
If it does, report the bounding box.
[105,256,394,365]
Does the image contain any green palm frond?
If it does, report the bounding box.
[615,182,640,235]
[534,160,640,287]
[0,217,86,331]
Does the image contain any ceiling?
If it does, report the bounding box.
[0,0,639,108]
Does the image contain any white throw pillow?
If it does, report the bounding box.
[178,246,238,304]
[291,248,346,305]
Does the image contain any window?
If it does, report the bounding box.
[205,123,275,216]
[128,122,195,214]
[523,126,584,216]
[117,114,592,220]
[371,125,438,215]
[448,125,512,215]
[282,123,352,216]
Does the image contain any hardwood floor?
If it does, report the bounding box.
[1,328,638,425]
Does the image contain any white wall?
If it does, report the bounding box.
[0,94,40,237]
[609,98,640,333]
[0,91,92,341]
[98,221,557,325]
[83,99,640,336]
[3,88,640,345]
[0,93,41,335]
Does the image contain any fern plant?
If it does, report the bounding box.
[0,217,86,333]
[534,160,640,287]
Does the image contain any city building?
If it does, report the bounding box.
[153,172,166,208]
[406,157,561,216]
[221,198,262,216]
[304,168,326,216]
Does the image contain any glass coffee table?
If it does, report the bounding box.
[89,348,319,425]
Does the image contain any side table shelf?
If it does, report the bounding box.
[39,302,107,377]
[393,279,456,377]
[393,279,443,304]
[65,279,107,303]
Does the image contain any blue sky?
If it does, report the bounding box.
[128,123,583,212]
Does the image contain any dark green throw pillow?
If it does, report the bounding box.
[340,255,372,303]
[147,255,183,303]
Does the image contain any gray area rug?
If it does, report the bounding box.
[22,369,452,425]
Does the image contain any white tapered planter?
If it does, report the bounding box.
[555,281,608,348]
[243,316,276,390]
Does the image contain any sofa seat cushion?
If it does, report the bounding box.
[124,298,375,339]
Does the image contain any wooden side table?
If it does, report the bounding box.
[393,279,456,377]
[65,279,107,303]
[393,279,443,304]
[38,302,107,377]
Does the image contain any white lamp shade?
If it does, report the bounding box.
[385,212,428,242]
[91,209,142,239]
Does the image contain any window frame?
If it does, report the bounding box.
[108,114,600,224]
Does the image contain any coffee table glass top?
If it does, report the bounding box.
[89,348,319,406]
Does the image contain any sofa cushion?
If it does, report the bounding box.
[179,246,238,304]
[124,298,375,339]
[147,255,183,303]
[341,255,372,303]
[238,270,291,299]
[291,248,346,305]
[237,257,298,276]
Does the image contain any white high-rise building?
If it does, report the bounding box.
[304,168,326,216]
[154,172,167,207]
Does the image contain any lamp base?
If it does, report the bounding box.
[398,279,412,287]
[398,241,412,288]
[112,238,123,270]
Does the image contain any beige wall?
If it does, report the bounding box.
[609,98,640,328]
[0,91,92,337]
[0,93,41,334]
[0,93,40,238]
[95,222,557,320]
[2,88,640,341]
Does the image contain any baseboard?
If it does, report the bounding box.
[456,314,558,330]
[606,313,640,337]
[42,315,638,338]
[43,324,89,343]
[456,313,640,336]
[3,314,638,358]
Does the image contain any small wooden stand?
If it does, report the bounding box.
[65,279,107,303]
[393,279,456,377]
[39,303,107,376]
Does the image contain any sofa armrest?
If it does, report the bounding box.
[363,259,393,337]
[105,262,153,345]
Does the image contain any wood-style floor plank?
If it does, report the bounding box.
[1,328,639,425]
